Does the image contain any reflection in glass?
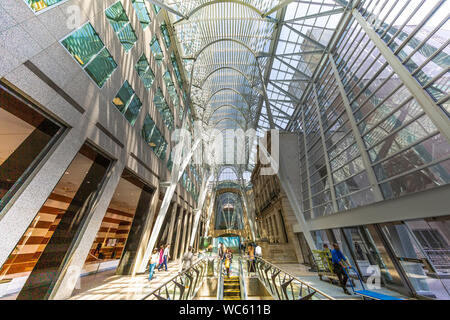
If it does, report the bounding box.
[0,85,62,212]
[0,144,111,299]
[380,221,450,299]
[82,169,153,277]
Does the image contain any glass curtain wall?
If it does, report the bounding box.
[0,144,111,300]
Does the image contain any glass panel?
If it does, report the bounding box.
[150,36,164,64]
[84,48,117,88]
[26,0,65,12]
[135,54,155,90]
[112,81,142,126]
[153,88,174,131]
[131,0,151,29]
[380,159,450,199]
[105,2,138,52]
[0,85,62,212]
[364,225,409,294]
[78,169,153,281]
[142,115,167,160]
[0,144,111,299]
[343,226,401,289]
[374,133,450,181]
[160,22,171,49]
[332,228,357,270]
[62,23,117,88]
[61,23,104,67]
[380,221,450,299]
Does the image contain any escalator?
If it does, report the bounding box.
[223,276,241,300]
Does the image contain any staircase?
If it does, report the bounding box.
[223,276,241,300]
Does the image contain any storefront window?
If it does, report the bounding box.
[80,169,153,278]
[0,144,111,300]
[0,85,63,213]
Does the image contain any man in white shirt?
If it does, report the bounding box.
[148,249,159,281]
[255,244,262,257]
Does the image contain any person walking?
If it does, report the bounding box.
[181,246,195,272]
[148,249,159,281]
[255,244,262,258]
[331,243,352,295]
[162,244,170,271]
[247,244,255,273]
[157,245,165,271]
[224,249,233,277]
[218,242,224,259]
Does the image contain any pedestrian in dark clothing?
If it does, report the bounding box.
[331,243,351,295]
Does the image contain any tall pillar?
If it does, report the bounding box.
[165,202,178,257]
[178,209,190,259]
[172,207,184,261]
[185,211,194,251]
[131,187,161,276]
[51,159,126,299]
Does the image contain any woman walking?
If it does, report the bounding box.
[157,245,165,271]
[148,249,159,281]
[224,249,233,277]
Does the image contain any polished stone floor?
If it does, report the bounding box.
[276,263,409,300]
[70,261,182,300]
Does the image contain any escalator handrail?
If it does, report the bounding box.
[254,257,335,300]
[217,259,224,300]
[142,257,208,300]
[239,259,248,300]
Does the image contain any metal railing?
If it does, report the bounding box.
[142,258,209,300]
[217,259,224,300]
[253,257,335,300]
[238,259,248,300]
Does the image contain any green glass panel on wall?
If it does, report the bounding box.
[106,1,138,52]
[105,2,129,32]
[142,114,157,142]
[150,36,163,63]
[124,95,143,126]
[112,81,134,112]
[112,81,142,125]
[135,54,155,90]
[117,24,138,51]
[26,0,65,12]
[160,22,171,49]
[153,88,174,131]
[61,23,104,67]
[62,23,117,88]
[142,114,167,160]
[132,0,151,29]
[84,48,117,88]
[163,71,179,109]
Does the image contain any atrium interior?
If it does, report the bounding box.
[0,0,449,301]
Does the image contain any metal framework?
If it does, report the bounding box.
[143,0,450,260]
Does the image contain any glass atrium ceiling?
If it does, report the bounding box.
[157,0,347,133]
